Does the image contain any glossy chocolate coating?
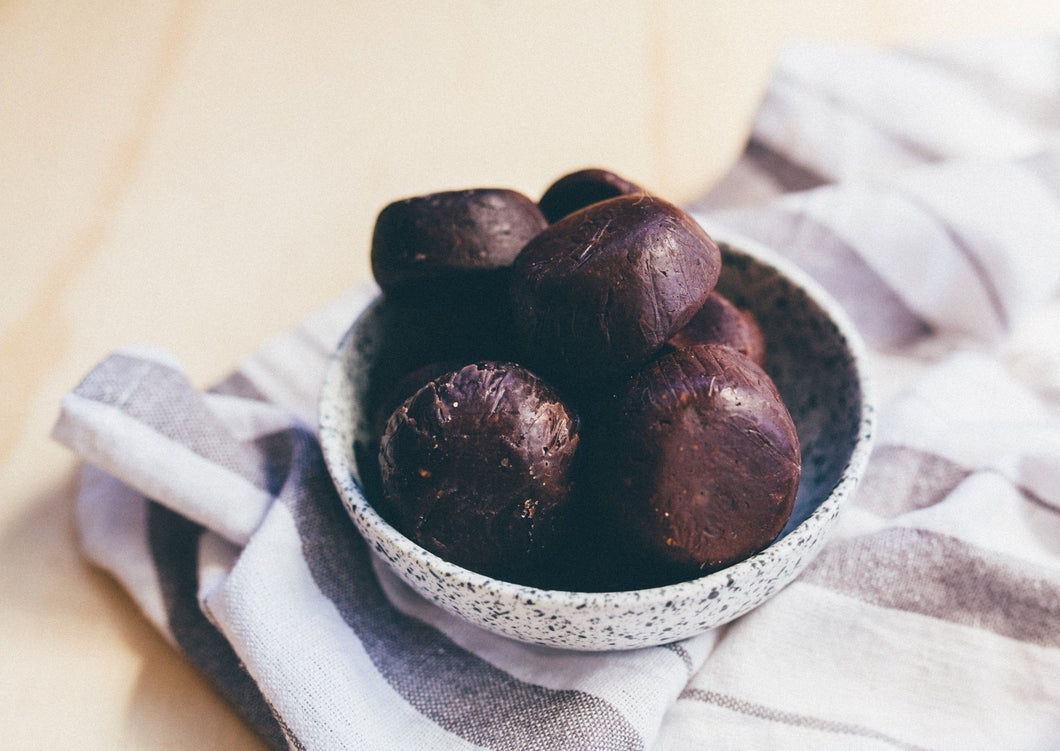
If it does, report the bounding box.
[667,291,766,366]
[371,188,547,301]
[379,362,580,580]
[596,344,800,581]
[538,168,645,223]
[510,194,722,383]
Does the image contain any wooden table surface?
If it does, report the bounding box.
[4,3,1060,748]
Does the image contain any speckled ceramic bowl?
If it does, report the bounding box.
[319,228,874,651]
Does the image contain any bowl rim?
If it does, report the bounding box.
[319,225,875,611]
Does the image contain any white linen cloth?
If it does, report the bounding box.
[53,36,1060,750]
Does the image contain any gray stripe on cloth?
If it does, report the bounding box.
[857,445,1060,518]
[853,445,971,519]
[801,526,1060,648]
[75,353,277,491]
[147,501,292,750]
[745,136,831,194]
[660,642,694,678]
[209,370,272,402]
[281,427,646,751]
[689,159,787,213]
[692,138,832,213]
[678,688,934,751]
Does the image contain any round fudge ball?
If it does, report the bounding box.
[378,361,580,580]
[667,291,766,366]
[510,194,722,383]
[538,167,645,223]
[371,188,547,302]
[370,359,466,452]
[350,296,521,511]
[596,343,800,581]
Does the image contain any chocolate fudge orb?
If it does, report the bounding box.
[378,362,580,579]
[350,296,520,512]
[510,194,722,382]
[538,168,645,223]
[371,188,547,301]
[668,291,766,366]
[597,344,800,580]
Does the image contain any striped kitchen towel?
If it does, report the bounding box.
[53,36,1060,750]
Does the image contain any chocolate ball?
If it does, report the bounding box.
[351,297,520,517]
[378,362,580,580]
[667,291,766,366]
[510,194,722,383]
[538,168,645,223]
[371,188,547,302]
[595,344,800,581]
[370,359,465,451]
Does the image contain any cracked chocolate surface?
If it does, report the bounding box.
[510,194,722,384]
[371,188,547,302]
[593,343,800,581]
[378,361,580,580]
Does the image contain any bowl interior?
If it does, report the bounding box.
[319,233,873,649]
[713,244,865,537]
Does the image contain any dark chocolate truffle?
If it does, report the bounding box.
[509,194,722,383]
[371,188,547,301]
[379,362,580,580]
[370,359,465,449]
[350,296,520,512]
[667,291,766,366]
[538,168,645,223]
[595,344,800,581]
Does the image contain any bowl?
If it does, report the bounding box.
[318,227,874,651]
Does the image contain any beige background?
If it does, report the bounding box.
[4,2,1060,748]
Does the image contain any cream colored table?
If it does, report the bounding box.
[5,3,1060,748]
